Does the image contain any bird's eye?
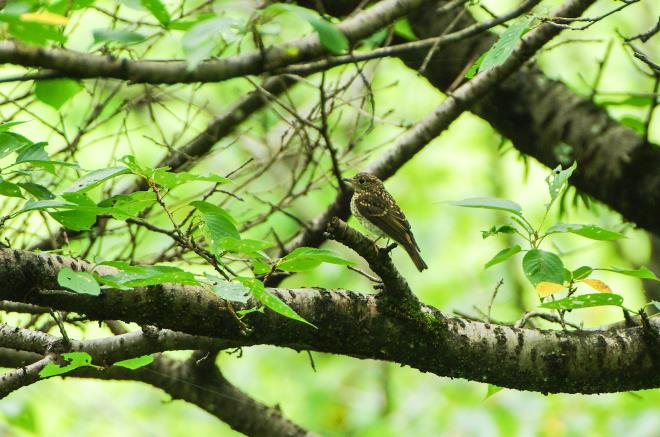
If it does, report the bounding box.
[358,178,365,184]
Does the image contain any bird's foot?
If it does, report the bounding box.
[378,242,397,256]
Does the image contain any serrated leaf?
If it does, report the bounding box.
[35,79,82,109]
[545,223,625,241]
[97,191,156,219]
[93,28,146,45]
[522,249,565,287]
[540,293,623,310]
[57,267,100,295]
[64,167,129,193]
[239,277,315,327]
[572,266,592,280]
[140,0,170,25]
[580,279,612,293]
[545,162,577,207]
[113,354,154,369]
[448,197,523,216]
[206,274,250,303]
[478,15,534,73]
[39,352,93,378]
[191,201,240,252]
[98,262,199,287]
[604,266,659,281]
[278,247,352,272]
[216,237,271,254]
[535,281,564,298]
[484,245,521,268]
[152,170,231,189]
[481,225,516,239]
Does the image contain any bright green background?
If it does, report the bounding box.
[0,0,659,435]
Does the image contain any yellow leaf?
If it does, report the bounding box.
[536,281,564,297]
[20,12,69,26]
[580,279,612,293]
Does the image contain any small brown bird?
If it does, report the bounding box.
[343,172,428,271]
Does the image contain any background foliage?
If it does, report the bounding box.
[0,0,658,435]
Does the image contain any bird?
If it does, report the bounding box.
[342,172,428,272]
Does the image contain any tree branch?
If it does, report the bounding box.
[1,248,658,394]
[0,0,431,83]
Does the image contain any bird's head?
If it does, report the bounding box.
[342,172,384,193]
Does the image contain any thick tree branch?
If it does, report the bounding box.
[0,342,315,437]
[1,248,658,394]
[0,0,430,83]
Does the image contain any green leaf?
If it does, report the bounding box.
[0,180,24,198]
[522,249,565,287]
[485,384,503,399]
[39,352,94,378]
[20,199,74,213]
[269,4,348,54]
[57,267,100,295]
[152,170,231,189]
[98,262,200,287]
[113,354,154,369]
[448,197,523,216]
[92,28,146,45]
[478,15,534,74]
[603,266,659,281]
[206,274,251,303]
[484,245,521,268]
[0,121,25,132]
[64,166,129,193]
[545,162,577,207]
[465,51,488,79]
[278,247,353,272]
[191,201,240,252]
[540,293,624,310]
[7,21,65,45]
[17,182,54,200]
[620,116,645,134]
[481,225,516,239]
[140,0,170,25]
[182,17,239,69]
[596,95,652,107]
[35,79,82,109]
[393,18,416,41]
[97,191,157,219]
[49,210,97,231]
[572,266,593,280]
[15,142,48,163]
[545,223,625,241]
[0,132,30,159]
[216,237,271,254]
[239,277,315,327]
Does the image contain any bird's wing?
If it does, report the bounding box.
[354,193,418,249]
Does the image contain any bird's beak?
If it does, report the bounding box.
[342,177,353,184]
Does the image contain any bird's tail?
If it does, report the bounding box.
[402,240,428,272]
